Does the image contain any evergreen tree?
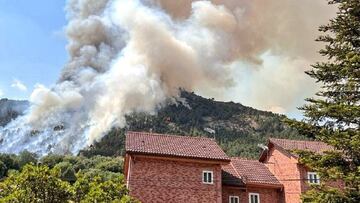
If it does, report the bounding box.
[287,0,360,202]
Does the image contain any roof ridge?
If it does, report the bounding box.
[269,137,325,144]
[267,137,333,156]
[229,161,242,181]
[231,157,259,162]
[127,131,214,141]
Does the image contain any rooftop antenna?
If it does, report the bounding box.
[204,127,216,139]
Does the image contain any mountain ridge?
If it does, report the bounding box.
[0,92,308,158]
[80,91,308,158]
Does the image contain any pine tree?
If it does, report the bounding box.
[287,0,360,202]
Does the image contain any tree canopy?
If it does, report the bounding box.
[0,154,138,203]
[288,0,360,202]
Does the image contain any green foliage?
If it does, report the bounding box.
[95,158,123,173]
[0,164,73,203]
[54,161,77,182]
[80,129,126,157]
[0,154,19,171]
[38,154,124,180]
[302,185,350,203]
[287,0,360,202]
[40,154,65,168]
[18,150,37,168]
[73,173,135,203]
[0,161,6,179]
[0,162,138,203]
[0,154,19,178]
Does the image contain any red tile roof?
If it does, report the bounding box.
[224,158,282,187]
[222,162,245,187]
[269,138,333,153]
[125,131,230,161]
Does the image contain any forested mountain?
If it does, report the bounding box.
[80,91,308,158]
[1,92,308,158]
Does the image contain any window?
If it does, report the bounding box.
[202,171,213,184]
[249,193,260,203]
[308,172,320,184]
[229,196,239,203]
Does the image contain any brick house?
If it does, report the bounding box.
[124,131,230,203]
[259,138,344,203]
[124,132,341,203]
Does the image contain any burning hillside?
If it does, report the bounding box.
[0,0,334,155]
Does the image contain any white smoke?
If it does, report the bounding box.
[152,0,336,114]
[0,0,336,155]
[0,0,243,155]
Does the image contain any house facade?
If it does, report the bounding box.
[259,138,344,203]
[124,132,342,203]
[124,131,229,203]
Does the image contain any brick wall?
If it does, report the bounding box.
[222,186,282,203]
[127,155,223,203]
[263,145,345,203]
[263,146,302,203]
[222,186,245,203]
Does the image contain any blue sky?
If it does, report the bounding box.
[0,0,67,99]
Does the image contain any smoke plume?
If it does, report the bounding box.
[0,0,336,155]
[152,0,336,113]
